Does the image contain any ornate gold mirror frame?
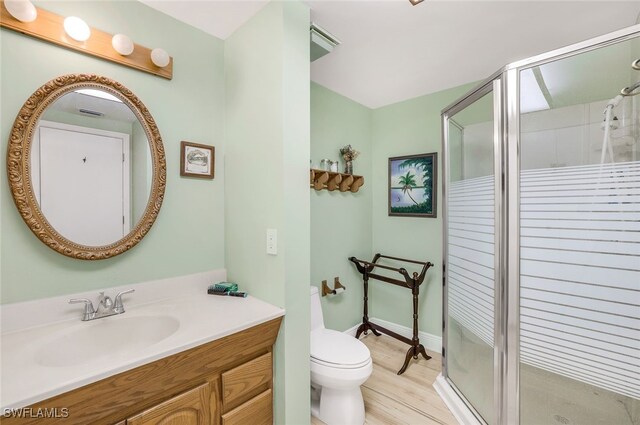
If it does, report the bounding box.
[6,74,167,260]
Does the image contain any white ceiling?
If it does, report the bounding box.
[140,0,270,40]
[142,0,640,109]
[46,91,138,123]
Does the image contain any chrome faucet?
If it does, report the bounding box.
[69,289,135,321]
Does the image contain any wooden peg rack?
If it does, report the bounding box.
[310,169,364,193]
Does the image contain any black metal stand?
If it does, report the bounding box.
[349,254,433,375]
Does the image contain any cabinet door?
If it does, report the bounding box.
[127,383,211,425]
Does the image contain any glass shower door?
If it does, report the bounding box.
[442,26,639,425]
[518,37,640,425]
[445,85,497,424]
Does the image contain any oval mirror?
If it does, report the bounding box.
[7,74,166,260]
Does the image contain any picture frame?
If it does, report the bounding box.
[180,141,214,179]
[388,152,437,218]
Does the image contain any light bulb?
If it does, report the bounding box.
[150,48,170,68]
[4,0,37,23]
[112,34,134,56]
[63,16,91,42]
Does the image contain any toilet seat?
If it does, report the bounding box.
[311,356,371,370]
[311,329,371,369]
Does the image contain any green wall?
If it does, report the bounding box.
[224,2,310,423]
[310,82,372,332]
[0,1,225,302]
[370,84,477,337]
[311,81,478,338]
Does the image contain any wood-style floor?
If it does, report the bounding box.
[311,334,458,425]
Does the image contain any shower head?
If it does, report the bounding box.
[601,115,619,131]
[605,94,624,112]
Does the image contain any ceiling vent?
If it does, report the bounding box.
[310,23,340,62]
[78,108,104,117]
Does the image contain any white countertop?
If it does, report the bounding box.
[0,277,284,409]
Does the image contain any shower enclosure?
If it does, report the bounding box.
[439,25,640,425]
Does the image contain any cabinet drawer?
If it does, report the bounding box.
[127,383,211,425]
[221,389,272,425]
[222,352,272,409]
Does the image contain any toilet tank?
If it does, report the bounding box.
[310,286,325,331]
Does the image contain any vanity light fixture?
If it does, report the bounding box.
[112,34,134,56]
[0,4,173,79]
[409,0,425,4]
[150,48,170,68]
[63,16,91,42]
[4,0,37,22]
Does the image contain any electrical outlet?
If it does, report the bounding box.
[266,228,277,255]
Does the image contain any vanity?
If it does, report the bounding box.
[1,62,285,424]
[1,277,284,425]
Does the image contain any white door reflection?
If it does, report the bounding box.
[34,122,128,246]
[30,89,152,247]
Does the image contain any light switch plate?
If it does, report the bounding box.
[266,228,277,255]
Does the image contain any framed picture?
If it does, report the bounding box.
[180,141,214,179]
[388,152,437,218]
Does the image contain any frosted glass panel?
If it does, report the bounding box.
[446,90,495,424]
[519,37,640,425]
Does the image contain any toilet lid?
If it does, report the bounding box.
[310,329,371,368]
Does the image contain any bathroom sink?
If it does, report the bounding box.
[35,315,180,367]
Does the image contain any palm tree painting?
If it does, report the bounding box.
[389,153,437,217]
[398,172,420,206]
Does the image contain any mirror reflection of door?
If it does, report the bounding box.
[33,121,130,246]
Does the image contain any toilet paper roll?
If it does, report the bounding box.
[333,287,345,295]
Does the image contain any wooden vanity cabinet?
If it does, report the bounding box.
[4,317,282,425]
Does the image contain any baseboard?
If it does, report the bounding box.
[433,374,481,425]
[368,317,442,354]
[343,323,360,337]
[342,317,442,354]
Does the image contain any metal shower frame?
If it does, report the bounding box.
[440,24,640,425]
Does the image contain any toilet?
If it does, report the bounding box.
[310,286,372,425]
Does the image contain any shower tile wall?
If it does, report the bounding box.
[521,98,638,169]
[461,96,637,170]
[456,98,636,173]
